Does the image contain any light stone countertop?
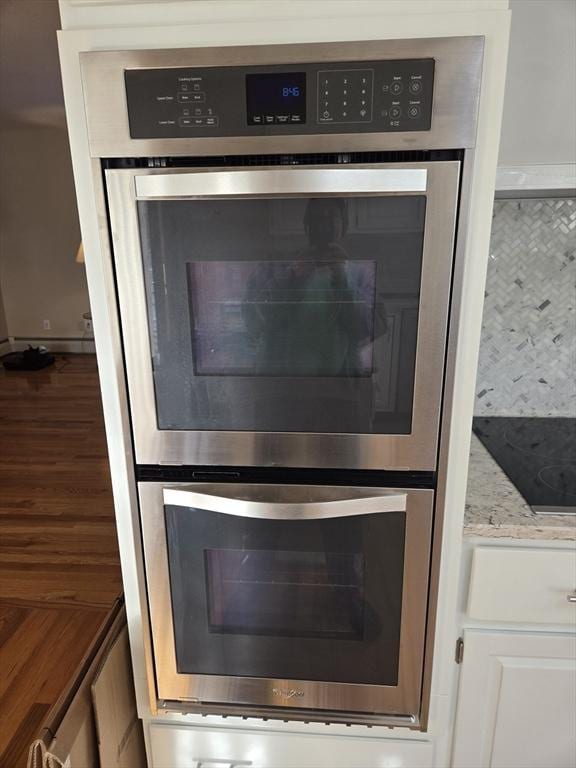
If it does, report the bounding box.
[464,434,576,541]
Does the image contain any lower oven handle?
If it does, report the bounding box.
[162,487,407,520]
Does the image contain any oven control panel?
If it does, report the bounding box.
[125,58,434,139]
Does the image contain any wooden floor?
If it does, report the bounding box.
[0,354,122,766]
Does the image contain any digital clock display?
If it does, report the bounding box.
[246,72,306,126]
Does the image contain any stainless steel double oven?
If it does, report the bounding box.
[82,36,482,727]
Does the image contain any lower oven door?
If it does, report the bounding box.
[140,482,433,721]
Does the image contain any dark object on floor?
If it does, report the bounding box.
[1,346,55,371]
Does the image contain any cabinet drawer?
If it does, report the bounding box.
[149,723,435,768]
[468,547,576,624]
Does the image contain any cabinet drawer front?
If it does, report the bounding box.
[149,723,435,768]
[468,547,576,624]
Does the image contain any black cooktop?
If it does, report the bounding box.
[472,417,576,514]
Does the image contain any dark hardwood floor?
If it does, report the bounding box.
[0,354,122,766]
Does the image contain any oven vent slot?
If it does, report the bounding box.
[136,465,436,488]
[103,149,462,170]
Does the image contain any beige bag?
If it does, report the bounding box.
[27,740,66,768]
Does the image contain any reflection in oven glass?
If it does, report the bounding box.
[188,259,376,377]
[205,549,365,640]
[187,196,376,378]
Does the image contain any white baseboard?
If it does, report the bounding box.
[496,164,576,194]
[0,339,11,357]
[7,337,96,354]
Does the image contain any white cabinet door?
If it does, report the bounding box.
[452,630,576,768]
[149,723,435,768]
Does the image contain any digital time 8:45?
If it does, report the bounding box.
[282,86,300,98]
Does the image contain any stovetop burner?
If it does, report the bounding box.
[537,464,576,499]
[473,417,576,515]
[503,428,573,462]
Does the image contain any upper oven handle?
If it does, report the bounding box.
[162,487,407,520]
[134,168,428,200]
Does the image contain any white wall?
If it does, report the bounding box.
[499,0,576,167]
[0,0,90,342]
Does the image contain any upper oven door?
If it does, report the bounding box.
[106,162,460,470]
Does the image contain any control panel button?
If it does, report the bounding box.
[373,62,433,131]
[178,92,206,103]
[178,115,219,127]
[249,113,304,126]
[317,68,374,123]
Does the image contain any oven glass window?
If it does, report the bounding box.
[188,260,377,378]
[205,549,365,639]
[138,195,425,434]
[166,504,405,686]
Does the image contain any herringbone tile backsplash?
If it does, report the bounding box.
[475,197,575,417]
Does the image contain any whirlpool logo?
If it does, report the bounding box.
[272,687,305,699]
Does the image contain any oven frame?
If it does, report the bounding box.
[71,36,489,729]
[139,481,434,724]
[106,160,460,470]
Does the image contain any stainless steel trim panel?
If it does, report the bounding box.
[140,482,434,721]
[135,168,427,198]
[417,147,476,731]
[106,161,460,471]
[163,484,407,519]
[532,505,576,515]
[160,699,420,729]
[80,37,483,157]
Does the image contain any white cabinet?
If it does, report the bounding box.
[467,547,576,625]
[149,723,436,768]
[452,630,576,768]
[499,0,576,169]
